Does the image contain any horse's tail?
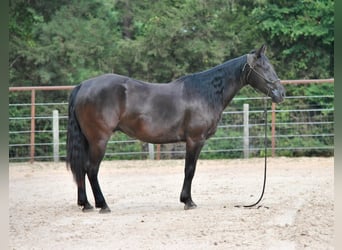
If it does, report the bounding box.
[66,84,89,184]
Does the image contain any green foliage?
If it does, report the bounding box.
[252,0,334,79]
[10,0,121,85]
[10,0,334,84]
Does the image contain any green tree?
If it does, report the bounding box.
[10,0,121,86]
[252,0,334,79]
[116,0,263,82]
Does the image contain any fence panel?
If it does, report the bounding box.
[9,80,334,162]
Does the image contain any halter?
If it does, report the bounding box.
[242,62,280,85]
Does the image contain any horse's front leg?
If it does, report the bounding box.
[180,138,205,210]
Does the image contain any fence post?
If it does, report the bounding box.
[30,89,36,163]
[148,143,154,160]
[53,110,59,162]
[156,144,161,160]
[243,103,249,159]
[271,103,276,157]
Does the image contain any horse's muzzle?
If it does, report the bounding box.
[271,83,286,104]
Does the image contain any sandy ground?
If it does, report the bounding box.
[9,157,333,250]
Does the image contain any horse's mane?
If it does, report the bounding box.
[173,55,246,106]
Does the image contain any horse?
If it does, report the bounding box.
[66,44,285,213]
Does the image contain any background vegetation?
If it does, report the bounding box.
[9,0,334,161]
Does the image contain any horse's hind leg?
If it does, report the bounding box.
[77,172,94,212]
[87,167,111,213]
[87,139,111,213]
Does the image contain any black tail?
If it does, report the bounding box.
[66,84,89,184]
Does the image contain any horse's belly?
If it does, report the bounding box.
[117,114,185,144]
[120,127,184,144]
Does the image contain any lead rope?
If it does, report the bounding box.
[235,97,268,209]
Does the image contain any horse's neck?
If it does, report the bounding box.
[178,55,247,112]
[220,55,247,109]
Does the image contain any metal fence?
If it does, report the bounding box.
[9,79,334,162]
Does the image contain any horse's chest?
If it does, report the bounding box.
[206,119,220,138]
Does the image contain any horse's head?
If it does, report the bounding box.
[245,45,286,103]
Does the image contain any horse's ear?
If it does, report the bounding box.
[247,44,267,64]
[256,44,267,58]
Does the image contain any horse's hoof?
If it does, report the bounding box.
[99,206,111,214]
[82,203,94,212]
[184,201,197,210]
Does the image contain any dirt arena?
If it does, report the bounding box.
[9,157,333,249]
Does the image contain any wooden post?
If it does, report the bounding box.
[53,110,59,162]
[30,89,36,163]
[243,103,249,159]
[271,103,276,157]
[156,144,161,160]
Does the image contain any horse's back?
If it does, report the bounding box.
[77,73,166,101]
[75,73,147,109]
[79,73,130,95]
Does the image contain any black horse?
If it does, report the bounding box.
[66,45,285,213]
